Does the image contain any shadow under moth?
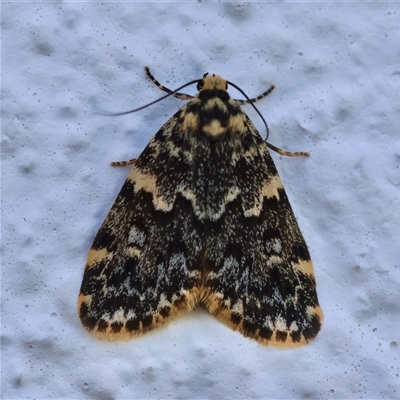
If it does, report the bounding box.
[78,67,323,347]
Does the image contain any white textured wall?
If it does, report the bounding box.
[2,2,400,399]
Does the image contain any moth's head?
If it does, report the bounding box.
[197,73,228,92]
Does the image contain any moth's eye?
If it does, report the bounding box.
[203,73,209,78]
[197,80,205,90]
[225,82,228,90]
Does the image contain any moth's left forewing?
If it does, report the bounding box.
[78,113,205,341]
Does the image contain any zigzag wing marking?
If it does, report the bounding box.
[202,116,323,347]
[78,113,205,340]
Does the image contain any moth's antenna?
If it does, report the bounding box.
[227,80,271,141]
[228,81,309,157]
[102,79,201,117]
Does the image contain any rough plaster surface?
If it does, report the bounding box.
[2,2,400,399]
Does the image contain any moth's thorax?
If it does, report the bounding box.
[180,77,245,142]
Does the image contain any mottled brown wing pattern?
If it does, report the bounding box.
[78,71,323,346]
[78,117,206,340]
[199,123,322,346]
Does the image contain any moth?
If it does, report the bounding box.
[78,66,323,347]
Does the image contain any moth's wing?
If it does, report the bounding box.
[202,136,323,348]
[78,119,204,340]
